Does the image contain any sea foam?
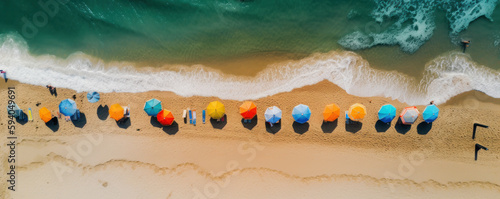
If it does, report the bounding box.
[339,0,499,53]
[1,34,499,105]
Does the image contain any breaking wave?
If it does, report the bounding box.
[1,34,499,105]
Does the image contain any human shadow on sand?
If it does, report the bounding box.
[345,121,362,133]
[210,115,227,129]
[46,117,59,132]
[395,118,411,135]
[417,122,432,135]
[116,118,131,129]
[265,120,281,134]
[375,120,391,133]
[97,105,109,120]
[321,120,338,133]
[293,122,309,134]
[72,113,87,128]
[241,116,258,130]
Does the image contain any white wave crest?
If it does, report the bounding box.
[1,34,499,105]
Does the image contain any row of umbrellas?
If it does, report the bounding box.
[378,104,440,124]
[140,99,439,126]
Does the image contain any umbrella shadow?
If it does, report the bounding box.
[71,113,87,128]
[116,118,131,129]
[345,121,363,133]
[417,122,433,135]
[375,120,391,133]
[241,116,258,130]
[150,116,163,128]
[46,117,59,132]
[321,120,338,133]
[97,105,109,120]
[265,120,281,134]
[163,121,179,135]
[293,122,309,134]
[15,112,28,125]
[395,118,411,135]
[210,115,227,129]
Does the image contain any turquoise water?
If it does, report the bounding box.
[1,0,500,104]
[1,0,498,70]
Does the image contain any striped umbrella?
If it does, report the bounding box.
[157,109,175,126]
[240,101,257,119]
[400,106,419,125]
[87,91,100,103]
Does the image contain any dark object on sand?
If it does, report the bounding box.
[475,143,489,161]
[72,94,77,100]
[472,123,488,139]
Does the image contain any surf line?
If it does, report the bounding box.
[6,86,17,191]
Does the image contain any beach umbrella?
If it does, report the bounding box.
[6,103,21,117]
[157,109,174,126]
[292,104,311,124]
[240,101,257,119]
[144,98,162,116]
[59,99,77,116]
[264,106,282,124]
[422,105,439,123]
[323,103,340,122]
[400,106,419,125]
[378,104,396,123]
[39,107,52,123]
[87,91,100,103]
[206,101,225,119]
[109,104,124,121]
[348,103,366,121]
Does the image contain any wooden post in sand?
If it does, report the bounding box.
[475,143,489,161]
[472,123,488,139]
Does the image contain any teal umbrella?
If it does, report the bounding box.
[378,104,396,123]
[423,105,439,123]
[144,98,162,116]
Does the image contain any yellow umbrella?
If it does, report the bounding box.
[323,103,340,122]
[39,107,52,123]
[109,104,125,121]
[206,101,225,119]
[348,103,366,121]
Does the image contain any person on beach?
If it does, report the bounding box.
[429,101,434,105]
[46,85,56,95]
[461,40,470,53]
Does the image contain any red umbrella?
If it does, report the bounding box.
[240,101,257,119]
[157,109,174,126]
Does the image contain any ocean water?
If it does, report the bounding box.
[0,0,499,105]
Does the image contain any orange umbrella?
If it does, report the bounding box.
[109,104,124,121]
[39,107,52,123]
[240,101,257,119]
[348,103,366,121]
[323,103,340,122]
[157,109,174,126]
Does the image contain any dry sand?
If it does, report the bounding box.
[1,80,499,198]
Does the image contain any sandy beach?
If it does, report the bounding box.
[1,79,499,198]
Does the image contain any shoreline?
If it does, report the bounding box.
[1,80,500,198]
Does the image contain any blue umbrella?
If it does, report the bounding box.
[264,106,282,124]
[378,104,396,123]
[422,105,439,123]
[59,99,77,116]
[87,91,100,103]
[292,104,311,124]
[144,98,162,116]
